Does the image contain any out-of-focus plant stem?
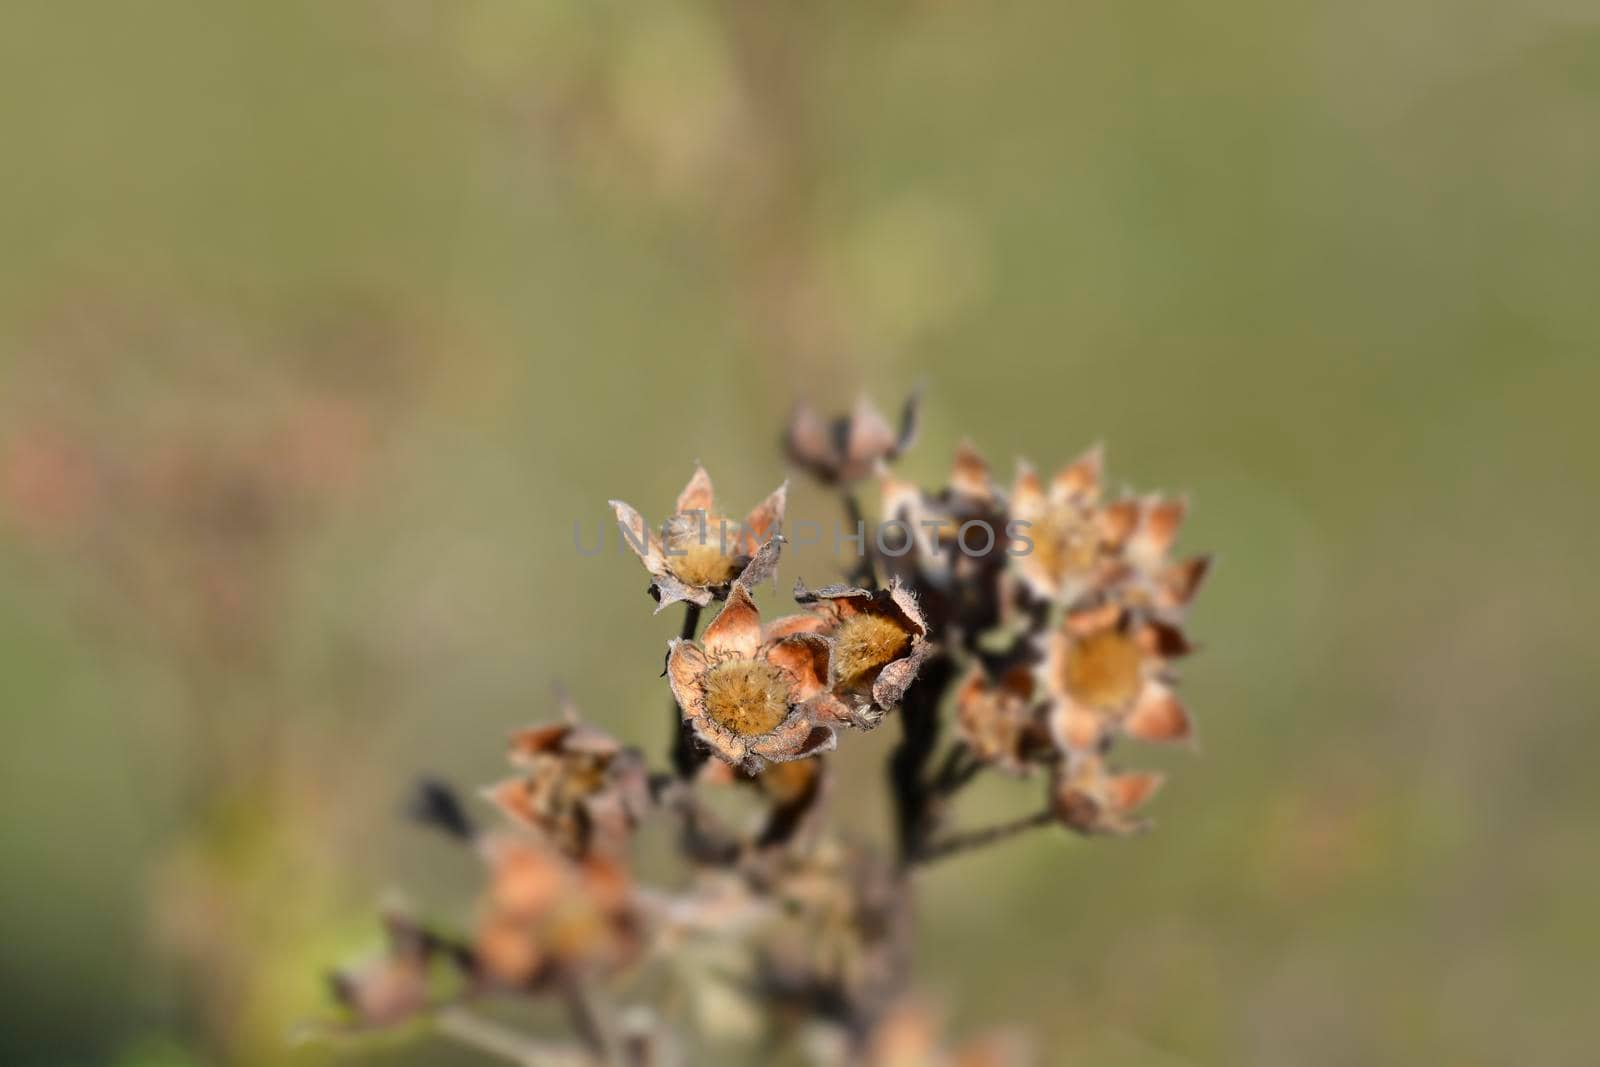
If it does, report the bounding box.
[888,653,955,869]
[915,809,1055,865]
[436,1006,590,1067]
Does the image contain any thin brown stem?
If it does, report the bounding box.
[562,978,622,1065]
[840,490,877,587]
[914,809,1056,865]
[669,602,705,778]
[929,742,984,797]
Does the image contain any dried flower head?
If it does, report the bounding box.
[785,391,920,485]
[953,665,1045,775]
[611,464,787,611]
[775,579,932,728]
[1105,495,1212,620]
[1050,753,1164,836]
[1042,600,1194,753]
[474,835,640,988]
[483,711,650,859]
[667,580,841,773]
[1009,445,1132,604]
[327,912,467,1029]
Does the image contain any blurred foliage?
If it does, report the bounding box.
[3,1,1599,1065]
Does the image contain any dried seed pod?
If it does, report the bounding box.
[785,391,920,485]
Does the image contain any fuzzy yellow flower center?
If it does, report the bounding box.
[1029,505,1099,585]
[832,612,912,689]
[701,659,791,736]
[1061,630,1143,712]
[519,754,608,823]
[664,514,741,588]
[549,755,609,810]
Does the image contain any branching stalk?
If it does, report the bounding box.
[915,809,1055,865]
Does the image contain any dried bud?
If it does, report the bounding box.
[785,391,919,485]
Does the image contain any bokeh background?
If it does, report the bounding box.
[4,2,1599,1065]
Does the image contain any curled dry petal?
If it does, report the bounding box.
[1052,754,1163,835]
[884,578,929,637]
[1160,554,1213,609]
[665,639,710,711]
[846,395,898,471]
[1137,496,1187,557]
[1051,443,1103,503]
[1105,769,1164,814]
[750,716,837,763]
[609,498,664,575]
[703,583,763,658]
[785,401,834,475]
[1098,498,1142,549]
[1123,680,1194,744]
[1011,460,1045,514]
[507,722,621,765]
[871,640,931,709]
[763,611,832,640]
[676,463,715,515]
[736,532,785,590]
[651,571,715,614]
[1136,618,1195,660]
[740,481,788,553]
[764,632,832,700]
[1048,699,1107,753]
[950,439,996,502]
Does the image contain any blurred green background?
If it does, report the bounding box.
[4,1,1598,1064]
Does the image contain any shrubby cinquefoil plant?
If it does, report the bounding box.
[317,391,1214,1066]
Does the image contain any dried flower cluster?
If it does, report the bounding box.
[320,391,1212,1066]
